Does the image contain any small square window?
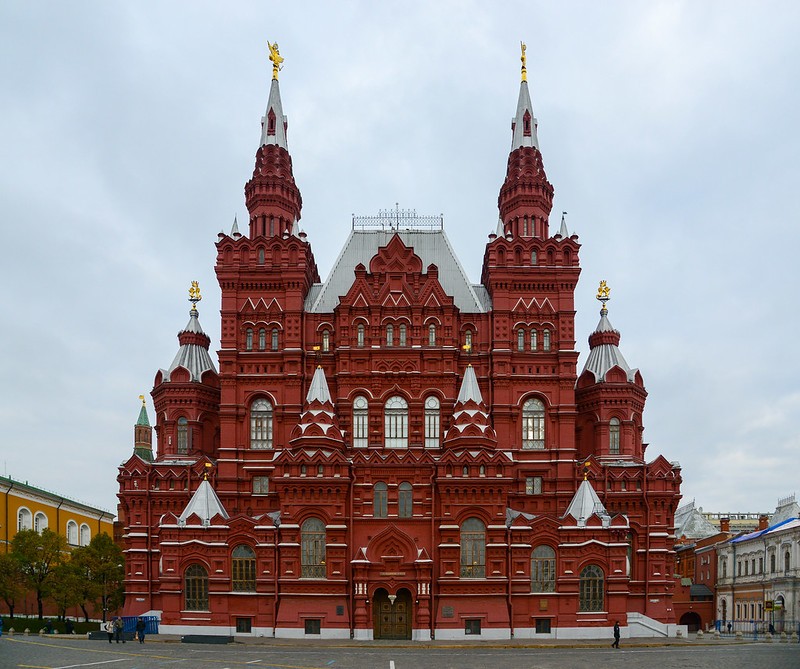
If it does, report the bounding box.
[236,618,252,633]
[252,476,270,494]
[535,618,551,634]
[465,619,481,635]
[304,619,321,635]
[526,476,542,495]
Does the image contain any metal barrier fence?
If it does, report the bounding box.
[715,619,798,639]
[119,615,159,635]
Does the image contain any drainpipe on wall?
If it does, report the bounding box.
[430,469,437,640]
[4,479,15,553]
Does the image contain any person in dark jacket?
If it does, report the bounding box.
[135,617,146,644]
[612,620,621,648]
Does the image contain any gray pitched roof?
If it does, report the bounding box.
[259,78,288,149]
[511,80,540,150]
[306,366,332,403]
[580,313,638,383]
[675,502,718,539]
[457,365,483,404]
[563,479,608,526]
[306,229,489,314]
[178,479,229,527]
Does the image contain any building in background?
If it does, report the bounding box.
[117,46,683,640]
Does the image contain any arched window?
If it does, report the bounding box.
[67,520,78,545]
[185,564,209,610]
[399,323,407,347]
[517,328,525,351]
[357,324,365,347]
[80,524,91,546]
[770,553,776,573]
[578,565,604,612]
[522,398,545,449]
[721,557,727,578]
[232,545,256,592]
[531,329,537,351]
[352,395,369,448]
[464,329,473,351]
[373,482,388,518]
[322,329,330,352]
[177,417,188,454]
[531,545,556,592]
[301,518,326,578]
[428,324,436,346]
[17,507,32,531]
[245,328,253,351]
[34,512,48,533]
[424,396,440,448]
[543,329,551,351]
[531,250,537,266]
[258,247,265,265]
[384,396,408,449]
[258,328,266,350]
[462,465,469,477]
[399,482,413,518]
[250,398,273,449]
[460,518,485,578]
[785,550,791,573]
[609,418,620,454]
[386,324,394,347]
[271,328,279,351]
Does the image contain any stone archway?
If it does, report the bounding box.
[372,587,412,640]
[680,611,701,632]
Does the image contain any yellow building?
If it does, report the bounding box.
[0,474,114,551]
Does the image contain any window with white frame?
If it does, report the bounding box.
[384,396,408,448]
[386,324,394,347]
[526,476,543,495]
[609,418,620,454]
[531,545,556,592]
[34,512,48,533]
[80,523,91,546]
[399,323,407,346]
[543,329,551,351]
[17,507,32,531]
[522,398,545,449]
[177,416,189,454]
[252,476,270,494]
[271,328,279,351]
[531,329,537,351]
[259,328,266,350]
[424,396,440,448]
[322,329,330,352]
[250,398,273,449]
[352,395,369,448]
[517,328,525,351]
[460,518,486,578]
[373,482,388,518]
[398,482,413,518]
[357,324,365,347]
[428,324,436,346]
[67,520,78,545]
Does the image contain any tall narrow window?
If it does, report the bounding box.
[770,554,776,573]
[258,328,266,350]
[609,418,620,454]
[246,328,253,351]
[428,324,436,346]
[464,329,473,351]
[543,329,551,351]
[384,396,408,449]
[17,508,32,531]
[250,399,273,449]
[271,328,279,351]
[79,524,90,546]
[399,482,413,518]
[373,482,388,518]
[357,324,365,348]
[785,551,791,573]
[67,520,78,545]
[185,564,209,610]
[322,329,330,352]
[522,398,545,449]
[34,512,48,533]
[460,518,486,578]
[301,518,326,578]
[177,417,189,454]
[578,565,604,612]
[531,545,556,592]
[386,324,394,347]
[517,328,525,351]
[531,330,537,351]
[258,247,265,265]
[352,395,369,448]
[232,545,256,592]
[399,324,407,346]
[531,250,537,266]
[424,396,440,448]
[525,476,542,495]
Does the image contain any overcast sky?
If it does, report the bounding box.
[1,1,798,518]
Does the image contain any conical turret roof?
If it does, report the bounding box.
[580,300,638,384]
[289,366,344,448]
[444,365,496,447]
[178,478,229,527]
[563,478,608,526]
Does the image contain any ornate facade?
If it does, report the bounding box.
[117,48,683,640]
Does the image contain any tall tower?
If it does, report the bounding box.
[244,42,303,238]
[133,395,153,461]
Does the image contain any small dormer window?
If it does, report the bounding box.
[267,109,276,136]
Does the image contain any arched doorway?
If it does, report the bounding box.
[679,611,701,632]
[373,587,412,640]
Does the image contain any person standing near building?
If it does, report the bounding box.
[104,619,114,643]
[135,617,146,644]
[612,620,621,648]
[113,617,125,643]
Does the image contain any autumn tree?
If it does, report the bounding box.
[0,552,24,618]
[10,529,68,619]
[72,532,124,622]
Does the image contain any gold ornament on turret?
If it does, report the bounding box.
[189,280,202,312]
[139,394,146,406]
[268,41,284,80]
[596,280,610,301]
[520,41,527,83]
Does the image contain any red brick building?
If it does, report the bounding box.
[117,50,682,640]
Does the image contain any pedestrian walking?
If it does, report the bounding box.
[0,615,4,638]
[135,617,146,644]
[104,619,114,643]
[612,620,621,648]
[113,617,125,643]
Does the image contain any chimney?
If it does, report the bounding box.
[758,514,769,531]
[720,517,730,533]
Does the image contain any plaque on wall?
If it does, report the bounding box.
[442,606,454,618]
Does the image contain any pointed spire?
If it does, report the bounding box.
[495,217,504,238]
[134,395,153,462]
[178,477,229,527]
[259,78,289,149]
[306,365,332,403]
[563,478,609,526]
[456,364,484,404]
[230,214,241,238]
[558,211,569,238]
[289,366,344,449]
[510,44,540,151]
[161,282,217,382]
[444,365,497,449]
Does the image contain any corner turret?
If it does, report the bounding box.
[134,395,153,461]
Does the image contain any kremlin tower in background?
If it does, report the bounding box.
[117,42,682,640]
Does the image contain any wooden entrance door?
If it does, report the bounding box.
[373,588,412,640]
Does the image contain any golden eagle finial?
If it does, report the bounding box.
[267,41,284,80]
[596,280,611,312]
[520,41,527,83]
[188,281,202,312]
[138,394,145,406]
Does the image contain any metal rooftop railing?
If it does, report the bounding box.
[352,205,443,231]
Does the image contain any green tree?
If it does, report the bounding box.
[10,529,68,619]
[48,561,85,621]
[74,533,124,622]
[0,552,24,618]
